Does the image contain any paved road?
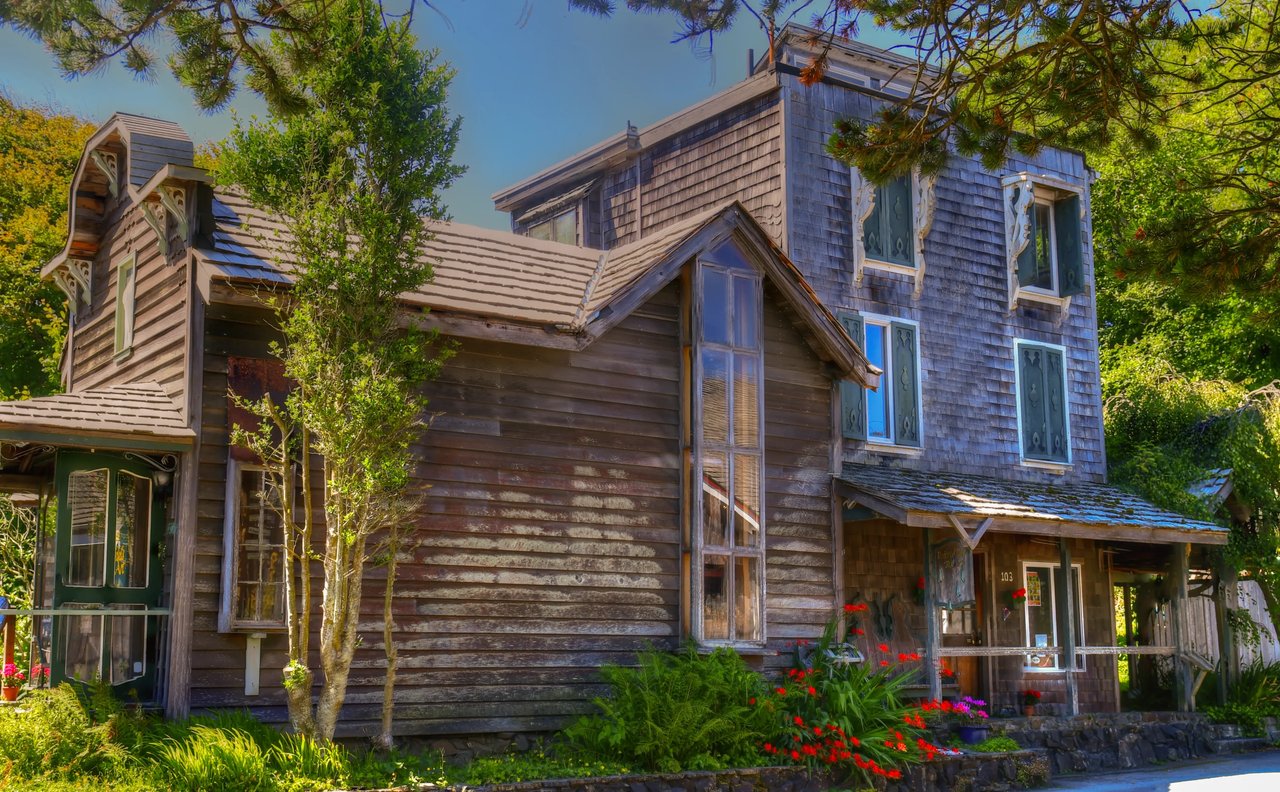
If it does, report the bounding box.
[1046,750,1280,791]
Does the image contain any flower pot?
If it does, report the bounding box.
[1023,705,1036,717]
[957,724,989,745]
[2,686,18,702]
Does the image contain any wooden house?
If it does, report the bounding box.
[0,30,1230,739]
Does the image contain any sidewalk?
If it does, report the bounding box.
[1045,749,1280,791]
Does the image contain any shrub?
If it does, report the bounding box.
[0,684,133,780]
[969,736,1021,753]
[460,749,631,785]
[1229,659,1280,709]
[562,644,773,773]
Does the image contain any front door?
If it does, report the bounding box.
[940,551,987,698]
[52,452,164,698]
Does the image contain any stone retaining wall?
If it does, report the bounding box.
[984,711,1217,775]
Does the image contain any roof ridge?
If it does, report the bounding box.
[570,250,611,331]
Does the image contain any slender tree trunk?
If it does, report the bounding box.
[376,525,400,750]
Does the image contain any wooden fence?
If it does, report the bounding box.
[1149,581,1280,666]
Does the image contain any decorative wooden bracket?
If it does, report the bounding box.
[67,258,92,305]
[51,269,79,319]
[142,201,169,257]
[90,150,119,198]
[912,171,937,299]
[945,514,994,550]
[850,167,876,286]
[1004,181,1034,312]
[159,186,189,242]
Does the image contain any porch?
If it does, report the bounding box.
[836,464,1230,717]
[0,382,193,712]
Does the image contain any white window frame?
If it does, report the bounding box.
[218,457,289,633]
[1012,338,1073,470]
[1003,172,1084,310]
[1020,198,1060,298]
[862,313,923,452]
[1021,560,1086,673]
[113,251,136,359]
[689,249,767,648]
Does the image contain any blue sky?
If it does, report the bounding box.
[0,2,898,229]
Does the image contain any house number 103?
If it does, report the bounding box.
[1000,572,1015,583]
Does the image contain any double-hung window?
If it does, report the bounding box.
[1022,562,1085,671]
[1005,174,1086,307]
[838,312,922,448]
[689,242,765,645]
[1014,340,1071,465]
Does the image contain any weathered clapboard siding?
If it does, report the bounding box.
[762,285,839,669]
[68,192,188,408]
[781,74,1106,484]
[184,271,842,737]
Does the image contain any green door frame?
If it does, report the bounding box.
[51,451,165,697]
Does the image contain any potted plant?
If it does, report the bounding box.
[1,663,25,702]
[949,696,991,744]
[1020,689,1041,716]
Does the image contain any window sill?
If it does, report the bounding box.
[1020,458,1071,473]
[1022,666,1087,674]
[864,441,923,457]
[695,643,773,656]
[113,346,133,363]
[864,258,918,278]
[1014,289,1072,310]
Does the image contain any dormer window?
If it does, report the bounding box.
[1005,174,1086,309]
[527,207,578,245]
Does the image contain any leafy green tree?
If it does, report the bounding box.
[216,0,461,742]
[0,94,92,398]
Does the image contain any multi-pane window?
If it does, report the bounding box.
[527,207,578,245]
[114,252,136,356]
[1022,563,1084,671]
[838,313,921,448]
[692,243,765,644]
[220,461,287,631]
[1015,340,1070,464]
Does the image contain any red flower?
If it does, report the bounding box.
[853,627,865,636]
[807,685,817,696]
[898,653,909,662]
[850,736,860,747]
[813,726,823,736]
[790,750,800,761]
[776,687,787,695]
[917,576,926,590]
[794,715,804,726]
[877,643,890,652]
[879,660,890,667]
[888,769,903,780]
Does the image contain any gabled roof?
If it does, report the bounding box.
[197,194,879,387]
[838,464,1229,546]
[0,382,193,451]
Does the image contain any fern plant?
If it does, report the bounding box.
[563,645,773,773]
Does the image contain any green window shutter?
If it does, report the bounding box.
[1042,347,1070,462]
[863,191,885,262]
[838,312,866,440]
[1019,344,1070,462]
[1016,188,1040,287]
[1054,195,1085,297]
[882,176,915,267]
[1018,344,1048,459]
[890,321,921,447]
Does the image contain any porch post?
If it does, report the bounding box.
[1169,542,1192,712]
[1058,538,1078,716]
[924,527,941,701]
[1214,556,1238,705]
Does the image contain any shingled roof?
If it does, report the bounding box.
[839,463,1229,545]
[0,381,192,451]
[197,193,879,387]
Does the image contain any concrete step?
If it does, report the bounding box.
[1209,736,1271,754]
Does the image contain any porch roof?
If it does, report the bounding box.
[0,381,193,452]
[837,463,1229,546]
